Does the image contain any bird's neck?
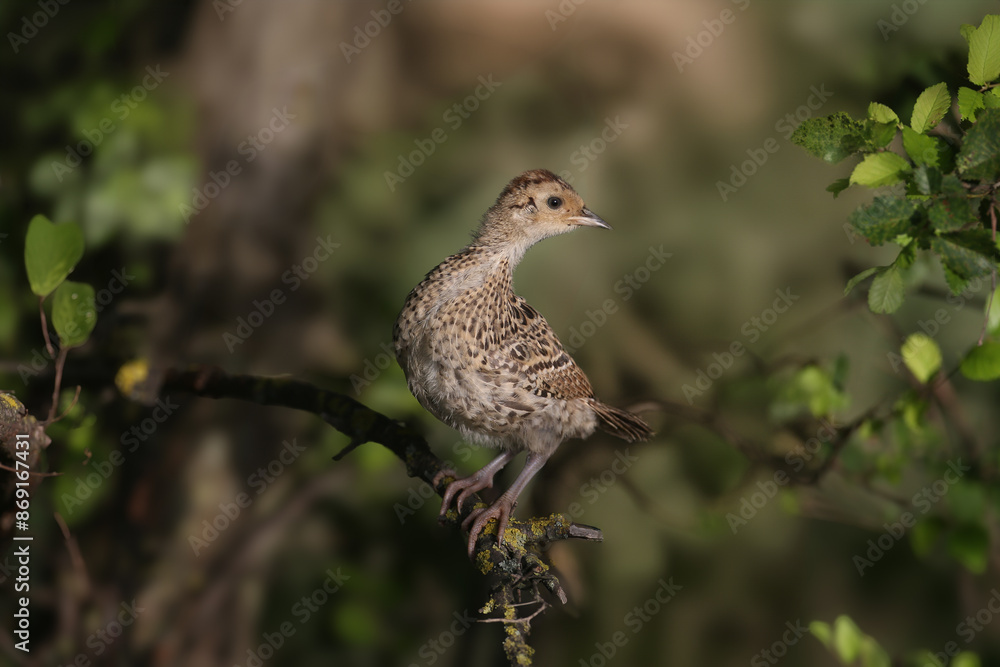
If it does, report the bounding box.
[463,244,521,284]
[472,213,537,269]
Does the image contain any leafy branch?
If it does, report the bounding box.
[792,15,1000,381]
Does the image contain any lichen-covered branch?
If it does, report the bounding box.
[154,364,603,667]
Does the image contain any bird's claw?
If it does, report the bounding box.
[438,473,494,520]
[463,500,515,557]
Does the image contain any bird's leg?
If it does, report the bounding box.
[439,450,515,519]
[463,452,550,557]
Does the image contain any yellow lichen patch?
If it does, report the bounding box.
[480,597,496,615]
[504,525,526,550]
[0,392,25,412]
[115,359,149,398]
[475,548,494,573]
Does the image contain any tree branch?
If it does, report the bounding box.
[155,365,602,666]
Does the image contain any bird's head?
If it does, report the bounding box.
[474,169,610,256]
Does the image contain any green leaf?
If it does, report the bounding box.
[848,196,919,245]
[928,174,978,231]
[844,267,880,296]
[901,333,942,382]
[987,285,1000,333]
[960,23,977,44]
[960,341,1000,380]
[849,152,911,188]
[809,620,832,648]
[858,638,891,667]
[911,165,941,196]
[51,281,97,349]
[901,127,950,168]
[957,108,1000,181]
[826,178,851,198]
[791,112,868,163]
[931,229,999,281]
[832,615,864,663]
[769,365,849,421]
[910,82,951,133]
[868,102,899,125]
[944,265,971,295]
[958,87,986,122]
[869,121,898,149]
[952,652,982,667]
[868,265,905,314]
[967,15,1000,86]
[947,523,989,573]
[24,215,84,298]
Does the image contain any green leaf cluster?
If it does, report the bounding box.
[24,215,96,349]
[791,15,1000,319]
[810,616,890,667]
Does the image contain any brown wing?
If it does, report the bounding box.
[486,295,595,402]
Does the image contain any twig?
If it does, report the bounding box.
[39,296,55,358]
[46,347,69,423]
[0,463,62,477]
[54,511,91,592]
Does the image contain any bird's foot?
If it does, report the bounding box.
[462,498,516,558]
[438,469,496,522]
[431,467,458,488]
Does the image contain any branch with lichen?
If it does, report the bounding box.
[139,364,603,667]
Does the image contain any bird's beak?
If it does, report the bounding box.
[568,208,612,230]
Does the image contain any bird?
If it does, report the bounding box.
[393,169,653,556]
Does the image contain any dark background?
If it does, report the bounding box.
[1,1,999,665]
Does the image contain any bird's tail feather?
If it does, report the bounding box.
[590,401,654,443]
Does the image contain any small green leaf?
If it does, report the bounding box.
[901,333,942,383]
[844,267,880,296]
[911,165,941,196]
[826,178,851,198]
[958,87,986,122]
[52,281,97,349]
[791,112,868,163]
[832,615,864,663]
[967,15,1000,86]
[928,174,978,231]
[931,229,999,281]
[848,196,919,246]
[987,285,1000,333]
[868,102,899,125]
[960,341,1000,380]
[944,266,971,294]
[868,265,905,314]
[957,109,1000,181]
[858,637,891,667]
[850,152,911,188]
[947,523,989,573]
[809,620,833,648]
[869,121,898,149]
[952,652,982,667]
[24,215,84,298]
[901,127,950,168]
[910,82,951,133]
[960,23,977,44]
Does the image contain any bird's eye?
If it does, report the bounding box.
[546,196,562,209]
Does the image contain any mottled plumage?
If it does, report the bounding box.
[394,169,653,554]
